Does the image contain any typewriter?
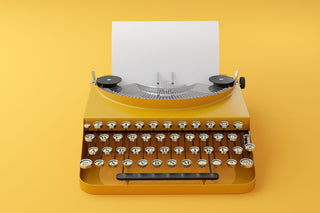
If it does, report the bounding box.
[79,71,255,194]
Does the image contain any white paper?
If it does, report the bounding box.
[112,21,219,86]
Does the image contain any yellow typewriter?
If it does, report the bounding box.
[79,71,255,194]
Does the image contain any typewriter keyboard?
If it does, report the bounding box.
[80,120,255,181]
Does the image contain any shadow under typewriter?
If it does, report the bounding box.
[79,73,255,194]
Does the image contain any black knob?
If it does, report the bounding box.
[96,75,122,88]
[209,75,234,88]
[239,77,245,89]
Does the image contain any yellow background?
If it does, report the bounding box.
[0,0,319,212]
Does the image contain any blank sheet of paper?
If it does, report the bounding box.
[112,21,219,86]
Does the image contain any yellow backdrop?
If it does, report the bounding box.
[0,0,319,212]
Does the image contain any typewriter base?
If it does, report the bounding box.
[80,167,255,194]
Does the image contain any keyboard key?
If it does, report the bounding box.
[152,159,162,168]
[203,146,214,154]
[211,159,222,167]
[174,146,184,155]
[123,159,133,168]
[94,159,105,167]
[190,146,200,155]
[131,146,141,155]
[159,146,170,155]
[102,146,112,155]
[107,121,116,129]
[108,159,119,167]
[167,159,177,168]
[93,121,103,129]
[206,121,215,129]
[213,133,223,142]
[79,159,92,169]
[197,159,208,168]
[84,134,95,142]
[227,159,237,167]
[145,146,155,155]
[181,159,192,168]
[138,159,148,168]
[240,158,254,168]
[233,146,243,154]
[88,147,98,155]
[219,121,229,129]
[218,146,229,154]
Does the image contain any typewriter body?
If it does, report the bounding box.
[79,72,255,194]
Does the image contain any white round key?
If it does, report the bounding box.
[233,146,243,154]
[190,146,200,155]
[197,159,208,168]
[148,121,158,129]
[84,134,95,142]
[127,133,138,142]
[88,147,98,155]
[211,159,222,167]
[99,134,109,142]
[107,121,116,129]
[219,121,229,129]
[228,133,238,142]
[145,146,155,155]
[113,134,123,142]
[155,133,166,142]
[159,146,170,155]
[121,121,131,129]
[181,159,192,168]
[93,121,103,129]
[199,133,209,142]
[218,146,229,154]
[233,121,243,130]
[191,121,201,129]
[84,123,91,129]
[152,159,162,168]
[94,159,105,167]
[131,146,142,155]
[167,159,177,168]
[185,133,195,142]
[116,146,126,155]
[174,146,184,155]
[170,133,180,142]
[245,143,255,152]
[123,159,133,168]
[177,121,187,129]
[108,159,119,167]
[135,121,144,129]
[240,158,254,168]
[206,121,215,129]
[138,159,148,168]
[102,146,112,155]
[213,133,224,142]
[203,146,214,154]
[79,159,92,169]
[227,159,237,167]
[141,133,151,142]
[162,121,172,129]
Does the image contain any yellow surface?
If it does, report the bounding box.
[84,84,250,131]
[0,0,319,212]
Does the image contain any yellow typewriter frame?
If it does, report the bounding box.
[80,83,255,194]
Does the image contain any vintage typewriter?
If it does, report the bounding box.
[79,71,255,194]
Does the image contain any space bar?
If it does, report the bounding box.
[116,173,219,180]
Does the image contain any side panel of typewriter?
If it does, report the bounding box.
[80,78,255,194]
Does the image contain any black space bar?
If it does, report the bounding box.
[116,173,219,180]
